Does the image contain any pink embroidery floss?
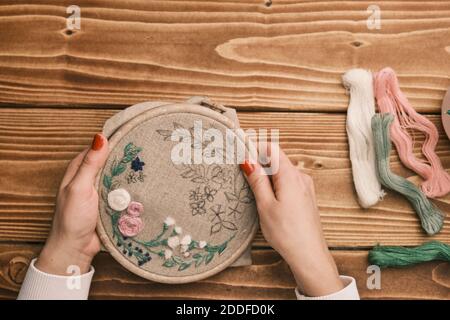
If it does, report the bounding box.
[374,67,450,198]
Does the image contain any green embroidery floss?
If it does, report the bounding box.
[369,241,450,268]
[371,113,445,235]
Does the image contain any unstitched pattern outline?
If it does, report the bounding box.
[156,122,255,235]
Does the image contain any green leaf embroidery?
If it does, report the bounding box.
[192,253,202,259]
[178,262,192,271]
[218,243,227,254]
[173,256,184,264]
[163,259,175,268]
[188,241,198,250]
[205,252,215,265]
[111,163,126,176]
[103,175,112,190]
[123,143,142,162]
[195,256,204,267]
[111,211,121,226]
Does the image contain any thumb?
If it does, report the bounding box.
[240,160,275,209]
[72,133,109,188]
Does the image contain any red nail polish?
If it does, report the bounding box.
[240,160,255,176]
[91,133,104,151]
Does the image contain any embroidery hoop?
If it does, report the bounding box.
[442,87,450,141]
[95,101,258,283]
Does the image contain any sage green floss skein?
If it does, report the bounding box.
[369,241,450,268]
[371,113,445,235]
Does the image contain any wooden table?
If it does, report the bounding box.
[0,1,449,299]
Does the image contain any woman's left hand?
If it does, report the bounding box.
[36,134,109,275]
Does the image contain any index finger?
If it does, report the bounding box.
[266,143,300,201]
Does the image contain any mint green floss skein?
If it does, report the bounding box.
[371,113,445,235]
[369,241,450,268]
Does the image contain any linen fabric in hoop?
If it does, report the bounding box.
[95,98,258,283]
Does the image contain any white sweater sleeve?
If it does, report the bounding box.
[17,259,94,300]
[17,259,358,300]
[295,276,360,300]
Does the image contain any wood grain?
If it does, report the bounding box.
[0,1,449,300]
[1,244,448,300]
[0,0,449,111]
[0,108,449,247]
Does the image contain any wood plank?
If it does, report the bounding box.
[0,108,449,247]
[0,1,449,111]
[0,244,448,299]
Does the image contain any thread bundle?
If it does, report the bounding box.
[342,67,449,266]
[343,69,385,208]
[374,67,450,198]
[368,241,450,268]
[371,113,445,235]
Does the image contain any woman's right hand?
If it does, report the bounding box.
[240,144,344,297]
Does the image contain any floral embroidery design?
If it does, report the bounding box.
[210,204,237,235]
[156,123,255,236]
[102,142,234,270]
[180,164,253,235]
[190,199,206,216]
[127,171,145,184]
[131,156,145,171]
[107,188,131,211]
[118,201,145,237]
[118,213,144,237]
[127,156,146,184]
[127,201,144,217]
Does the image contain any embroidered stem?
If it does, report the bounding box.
[163,234,235,271]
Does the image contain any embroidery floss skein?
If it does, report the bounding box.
[371,113,445,235]
[343,69,385,208]
[368,241,450,268]
[374,67,450,198]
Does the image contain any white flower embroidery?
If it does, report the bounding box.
[199,241,207,249]
[107,188,131,211]
[164,216,175,226]
[180,235,192,246]
[180,245,189,253]
[183,252,190,258]
[167,236,180,249]
[164,249,173,260]
[174,226,183,234]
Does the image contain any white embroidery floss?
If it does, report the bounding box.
[342,69,385,208]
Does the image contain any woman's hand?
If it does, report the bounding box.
[240,144,344,297]
[36,134,109,275]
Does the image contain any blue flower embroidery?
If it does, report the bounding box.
[131,157,145,172]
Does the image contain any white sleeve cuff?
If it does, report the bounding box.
[17,258,94,300]
[295,276,360,300]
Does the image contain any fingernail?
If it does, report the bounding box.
[240,160,255,176]
[91,133,104,151]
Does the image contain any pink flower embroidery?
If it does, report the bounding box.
[127,201,144,217]
[118,214,144,237]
